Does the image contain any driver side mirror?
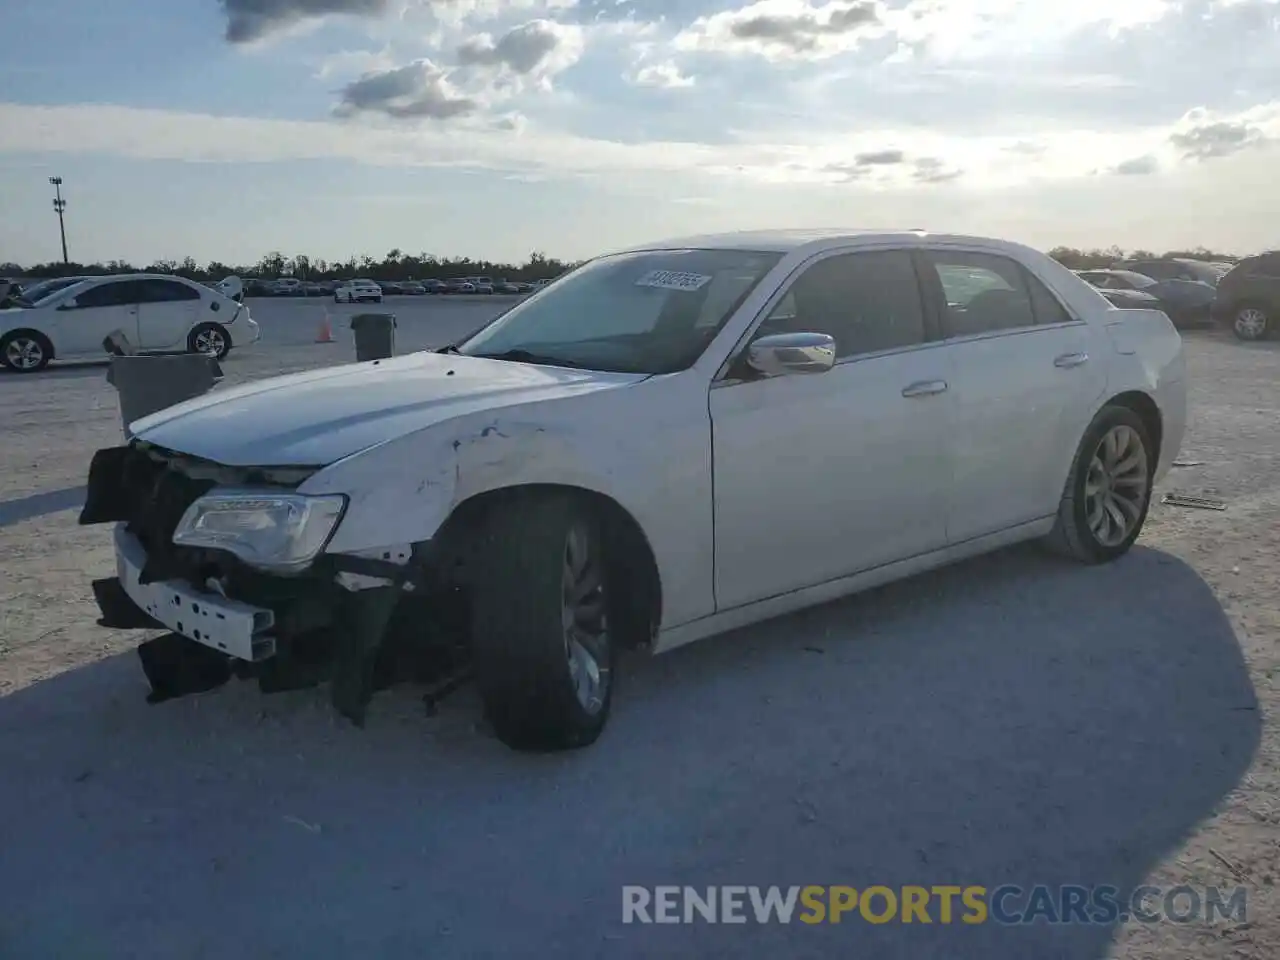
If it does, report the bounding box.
[747,332,836,377]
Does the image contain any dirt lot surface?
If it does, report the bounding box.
[0,304,1276,959]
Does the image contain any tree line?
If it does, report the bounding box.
[1,244,1243,282]
[1,249,578,283]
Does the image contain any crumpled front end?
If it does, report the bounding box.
[79,441,467,723]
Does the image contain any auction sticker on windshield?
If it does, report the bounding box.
[635,270,713,292]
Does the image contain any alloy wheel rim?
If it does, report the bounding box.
[195,330,224,355]
[562,522,610,714]
[6,338,43,369]
[1084,424,1149,548]
[1235,309,1267,338]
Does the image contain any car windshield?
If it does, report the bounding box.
[12,277,83,306]
[1176,261,1224,285]
[23,277,88,306]
[457,248,783,374]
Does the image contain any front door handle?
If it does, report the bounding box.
[1054,352,1089,368]
[901,380,948,398]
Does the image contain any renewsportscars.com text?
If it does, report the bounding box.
[622,885,1248,926]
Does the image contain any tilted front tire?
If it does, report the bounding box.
[1045,405,1155,564]
[470,493,615,751]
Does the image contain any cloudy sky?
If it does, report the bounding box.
[1,0,1277,266]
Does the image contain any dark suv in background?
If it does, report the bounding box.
[1213,252,1280,341]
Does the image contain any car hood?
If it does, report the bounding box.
[130,351,648,467]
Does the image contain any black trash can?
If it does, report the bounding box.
[107,354,221,439]
[351,313,396,362]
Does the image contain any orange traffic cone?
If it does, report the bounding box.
[315,311,335,343]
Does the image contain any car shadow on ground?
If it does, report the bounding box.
[0,360,109,379]
[0,544,1258,959]
[0,486,86,529]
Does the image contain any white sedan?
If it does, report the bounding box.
[1,273,258,371]
[333,279,383,303]
[79,230,1185,751]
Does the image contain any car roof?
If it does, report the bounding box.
[78,273,201,283]
[615,228,1031,257]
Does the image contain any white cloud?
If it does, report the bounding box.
[3,99,1276,187]
[315,44,397,78]
[631,60,696,88]
[455,19,585,90]
[673,0,1183,62]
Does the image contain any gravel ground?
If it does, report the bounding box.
[0,305,1275,959]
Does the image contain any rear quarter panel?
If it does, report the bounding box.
[1097,307,1187,482]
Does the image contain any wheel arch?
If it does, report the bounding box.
[434,482,663,649]
[1102,390,1163,466]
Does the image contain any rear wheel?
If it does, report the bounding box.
[0,330,53,372]
[187,323,231,360]
[471,493,615,751]
[1232,303,1271,341]
[1045,405,1154,564]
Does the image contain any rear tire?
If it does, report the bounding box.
[187,323,231,360]
[1231,302,1271,341]
[471,493,615,751]
[0,330,53,372]
[1044,405,1154,564]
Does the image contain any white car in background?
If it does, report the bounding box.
[334,279,383,304]
[0,273,258,372]
[80,230,1184,752]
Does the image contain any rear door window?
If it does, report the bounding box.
[923,251,1037,337]
[137,279,200,303]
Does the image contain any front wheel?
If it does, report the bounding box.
[471,494,615,751]
[1232,303,1271,341]
[187,323,231,360]
[1,330,53,372]
[1045,405,1154,564]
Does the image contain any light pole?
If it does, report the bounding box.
[49,176,68,264]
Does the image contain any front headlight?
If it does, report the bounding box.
[172,489,346,574]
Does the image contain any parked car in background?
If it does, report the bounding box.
[300,282,326,297]
[1077,269,1215,328]
[401,282,426,295]
[267,278,303,297]
[1092,287,1162,309]
[496,280,522,294]
[1113,258,1227,287]
[334,279,383,304]
[0,273,258,370]
[80,230,1184,751]
[470,277,495,295]
[444,279,476,294]
[1212,251,1280,341]
[421,279,447,294]
[381,282,404,296]
[0,275,88,309]
[243,279,273,298]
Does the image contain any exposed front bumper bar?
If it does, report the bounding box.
[114,524,277,662]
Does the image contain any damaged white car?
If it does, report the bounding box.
[80,230,1186,750]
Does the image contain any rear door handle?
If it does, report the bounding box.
[901,380,948,398]
[1054,352,1088,368]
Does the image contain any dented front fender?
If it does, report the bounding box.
[299,415,614,556]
